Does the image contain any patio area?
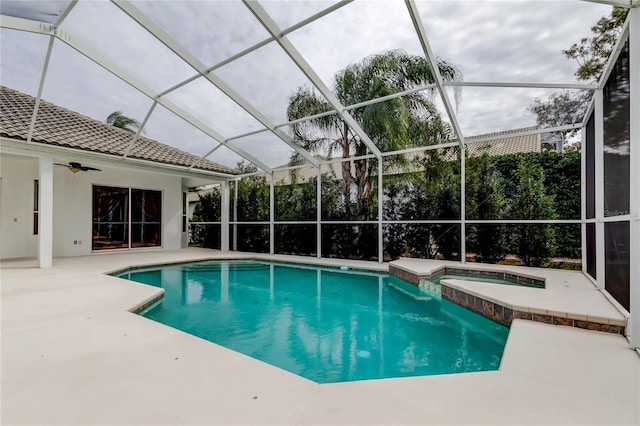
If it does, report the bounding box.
[2,249,638,425]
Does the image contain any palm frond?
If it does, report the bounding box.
[106,111,141,132]
[284,49,462,220]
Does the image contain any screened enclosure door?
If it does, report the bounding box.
[92,185,162,250]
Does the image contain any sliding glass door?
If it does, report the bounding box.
[92,185,162,251]
[131,189,162,248]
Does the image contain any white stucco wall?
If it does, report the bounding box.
[1,153,184,259]
[0,155,39,259]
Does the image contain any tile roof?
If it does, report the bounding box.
[382,127,543,174]
[0,86,238,175]
[464,126,541,157]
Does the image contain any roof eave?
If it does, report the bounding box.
[0,137,239,181]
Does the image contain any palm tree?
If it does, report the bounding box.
[106,111,141,133]
[287,49,462,219]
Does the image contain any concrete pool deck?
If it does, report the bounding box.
[2,249,639,425]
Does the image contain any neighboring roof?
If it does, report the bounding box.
[0,86,238,175]
[464,126,541,157]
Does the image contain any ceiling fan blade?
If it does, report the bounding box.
[82,166,101,171]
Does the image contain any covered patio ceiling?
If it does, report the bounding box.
[0,0,634,178]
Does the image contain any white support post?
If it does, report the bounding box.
[581,119,587,275]
[233,181,238,251]
[221,181,230,252]
[594,90,605,289]
[269,175,275,255]
[628,6,640,349]
[38,156,53,268]
[317,167,322,258]
[460,146,466,263]
[378,158,383,263]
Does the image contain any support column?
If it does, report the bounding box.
[220,181,230,252]
[233,181,238,251]
[269,174,274,255]
[317,167,322,258]
[38,156,53,268]
[377,157,383,263]
[460,145,466,264]
[594,90,605,289]
[628,7,639,349]
[581,111,587,274]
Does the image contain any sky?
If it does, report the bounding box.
[0,0,615,171]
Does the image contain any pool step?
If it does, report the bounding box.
[388,278,434,301]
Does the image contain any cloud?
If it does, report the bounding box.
[0,29,50,95]
[1,0,616,172]
[260,0,340,30]
[213,40,315,126]
[38,40,154,138]
[419,0,610,84]
[61,1,196,92]
[287,0,424,85]
[0,0,68,24]
[133,0,272,68]
[164,75,264,138]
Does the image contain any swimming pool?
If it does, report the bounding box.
[117,261,508,383]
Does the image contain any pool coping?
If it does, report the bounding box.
[111,256,386,279]
[388,259,628,335]
[440,281,626,334]
[120,254,627,335]
[389,261,546,286]
[117,257,388,315]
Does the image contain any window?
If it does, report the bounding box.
[92,185,162,250]
[182,192,187,233]
[33,179,39,235]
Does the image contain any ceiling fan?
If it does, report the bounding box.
[54,162,102,173]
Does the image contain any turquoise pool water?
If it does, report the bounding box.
[118,261,508,383]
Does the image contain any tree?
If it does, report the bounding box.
[106,111,141,132]
[528,7,626,144]
[563,6,628,82]
[511,158,557,266]
[382,149,461,261]
[466,154,507,263]
[233,161,270,252]
[287,49,461,220]
[274,175,318,256]
[191,188,221,249]
[527,90,590,141]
